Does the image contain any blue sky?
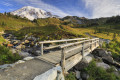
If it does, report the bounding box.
[0,0,120,18]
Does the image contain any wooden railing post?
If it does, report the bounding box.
[41,43,43,55]
[61,48,65,75]
[65,41,67,44]
[82,42,84,57]
[95,39,97,47]
[90,40,92,51]
[98,39,100,48]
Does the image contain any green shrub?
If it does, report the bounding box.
[103,41,120,60]
[83,61,120,80]
[0,45,21,65]
[65,72,76,80]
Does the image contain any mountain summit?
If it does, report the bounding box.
[11,6,58,20]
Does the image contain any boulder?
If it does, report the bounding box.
[0,64,14,69]
[19,51,30,57]
[25,40,29,43]
[96,62,110,69]
[34,50,41,56]
[15,60,25,64]
[75,70,80,79]
[75,56,93,70]
[93,49,114,64]
[81,72,89,80]
[16,44,22,49]
[23,57,34,61]
[83,56,93,63]
[11,49,17,54]
[93,49,108,57]
[102,56,114,64]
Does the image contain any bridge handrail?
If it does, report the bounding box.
[59,38,99,49]
[39,38,88,44]
[65,40,99,53]
[39,38,89,55]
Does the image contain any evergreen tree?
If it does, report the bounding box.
[113,33,117,41]
[1,22,6,26]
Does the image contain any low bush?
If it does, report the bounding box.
[65,72,76,80]
[0,45,21,65]
[83,61,120,80]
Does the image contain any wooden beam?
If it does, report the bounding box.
[41,43,43,55]
[39,38,88,44]
[60,38,99,48]
[65,53,82,71]
[61,48,65,75]
[82,42,84,57]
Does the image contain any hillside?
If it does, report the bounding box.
[0,13,35,30]
[1,13,120,42]
[0,13,85,41]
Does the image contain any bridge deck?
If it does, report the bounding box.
[37,42,97,64]
[0,59,54,80]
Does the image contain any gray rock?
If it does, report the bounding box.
[23,57,34,61]
[19,51,30,57]
[75,70,80,79]
[83,56,93,63]
[93,49,108,57]
[93,49,114,64]
[96,62,110,69]
[15,60,25,64]
[81,72,89,80]
[0,64,14,69]
[75,56,93,70]
[11,49,17,54]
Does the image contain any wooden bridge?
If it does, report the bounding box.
[38,38,100,73]
[0,38,100,80]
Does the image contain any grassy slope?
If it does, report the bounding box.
[4,18,85,40]
[0,13,35,30]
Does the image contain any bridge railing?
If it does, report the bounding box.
[59,38,100,74]
[39,38,89,55]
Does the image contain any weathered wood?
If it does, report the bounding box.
[61,48,65,75]
[65,45,82,53]
[43,44,61,50]
[60,38,99,48]
[95,39,97,47]
[39,38,99,73]
[41,43,43,55]
[82,42,84,57]
[65,53,82,71]
[39,38,88,44]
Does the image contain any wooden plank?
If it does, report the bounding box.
[41,43,43,55]
[60,38,99,48]
[61,48,65,75]
[39,38,88,44]
[37,56,59,64]
[42,54,61,63]
[65,53,82,71]
[43,45,61,50]
[65,45,82,53]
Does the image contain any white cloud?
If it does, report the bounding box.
[0,9,4,12]
[84,0,120,18]
[14,0,70,17]
[2,2,13,6]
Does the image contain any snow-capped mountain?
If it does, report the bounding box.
[11,6,58,20]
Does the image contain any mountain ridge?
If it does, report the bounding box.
[11,6,59,20]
